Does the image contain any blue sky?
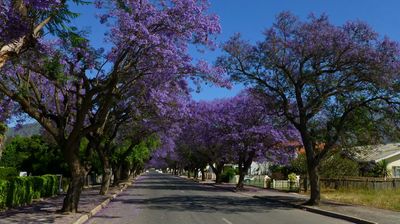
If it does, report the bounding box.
[71,0,400,101]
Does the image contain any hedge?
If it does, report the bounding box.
[0,167,18,180]
[0,179,8,208]
[0,175,59,209]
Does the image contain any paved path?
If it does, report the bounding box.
[86,173,351,224]
[0,185,123,224]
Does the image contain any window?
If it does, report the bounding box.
[392,166,400,178]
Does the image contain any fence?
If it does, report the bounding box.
[237,175,400,191]
[318,177,400,190]
[243,175,267,188]
[241,175,300,191]
[271,179,300,191]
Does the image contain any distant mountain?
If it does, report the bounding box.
[5,123,42,138]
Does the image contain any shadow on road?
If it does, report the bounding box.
[114,194,294,214]
[132,174,227,192]
[111,174,295,214]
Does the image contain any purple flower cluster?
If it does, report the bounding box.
[157,90,300,170]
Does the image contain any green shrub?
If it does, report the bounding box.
[5,175,59,208]
[31,176,44,199]
[0,179,9,209]
[288,173,297,182]
[0,167,18,180]
[42,175,58,197]
[7,177,26,207]
[24,177,34,204]
[221,167,237,183]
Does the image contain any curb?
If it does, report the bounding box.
[71,177,137,224]
[189,179,377,224]
[252,195,377,224]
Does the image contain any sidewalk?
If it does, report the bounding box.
[0,182,132,224]
[207,182,400,224]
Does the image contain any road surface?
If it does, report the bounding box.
[85,173,351,224]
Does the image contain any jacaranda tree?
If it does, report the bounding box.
[170,91,299,187]
[217,12,400,204]
[0,0,221,212]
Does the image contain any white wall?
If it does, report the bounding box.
[385,153,400,177]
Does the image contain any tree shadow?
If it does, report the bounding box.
[113,194,294,214]
[131,176,226,192]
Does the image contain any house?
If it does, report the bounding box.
[354,143,400,178]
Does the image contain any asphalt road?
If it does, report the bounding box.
[85,173,352,224]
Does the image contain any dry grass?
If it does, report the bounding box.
[321,188,400,211]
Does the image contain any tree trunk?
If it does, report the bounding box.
[130,163,140,178]
[99,156,112,195]
[305,163,320,205]
[84,172,89,187]
[113,165,121,186]
[129,168,136,178]
[236,155,245,190]
[0,135,5,160]
[0,123,6,159]
[179,168,183,176]
[120,161,130,181]
[236,171,245,190]
[194,168,199,179]
[201,169,205,181]
[187,170,191,178]
[61,151,86,213]
[236,151,255,191]
[298,122,321,205]
[210,163,224,184]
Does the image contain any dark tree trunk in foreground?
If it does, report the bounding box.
[61,142,86,213]
[236,172,245,190]
[201,169,205,181]
[300,128,326,205]
[305,160,321,205]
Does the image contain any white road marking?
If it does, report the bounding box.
[222,217,233,224]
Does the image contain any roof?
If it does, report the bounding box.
[353,143,400,162]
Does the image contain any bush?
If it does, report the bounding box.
[288,151,359,178]
[288,173,297,182]
[0,167,18,180]
[41,175,59,197]
[7,177,27,207]
[31,176,44,199]
[2,175,59,209]
[0,179,9,209]
[221,167,236,183]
